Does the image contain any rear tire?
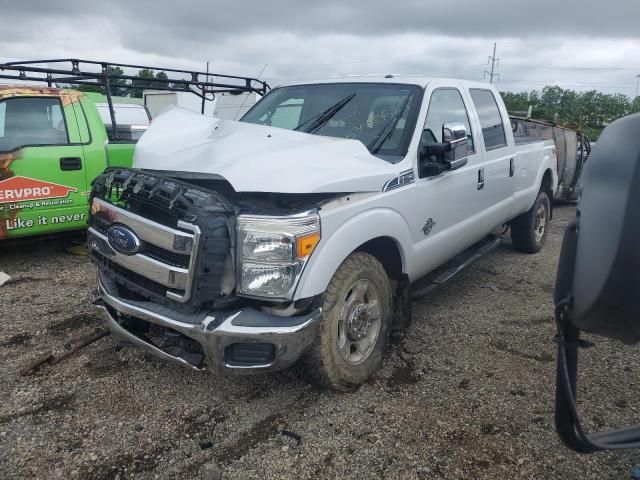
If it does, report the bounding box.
[301,252,392,391]
[510,190,551,253]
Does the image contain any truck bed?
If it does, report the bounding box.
[515,136,548,145]
[510,116,588,202]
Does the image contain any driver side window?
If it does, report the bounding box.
[423,88,474,152]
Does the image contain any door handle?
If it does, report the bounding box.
[509,158,515,177]
[477,168,485,190]
[60,157,82,171]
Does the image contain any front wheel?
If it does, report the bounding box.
[510,190,551,253]
[301,252,392,391]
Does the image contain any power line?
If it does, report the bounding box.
[500,79,635,86]
[500,64,640,71]
[498,40,640,47]
[498,81,636,90]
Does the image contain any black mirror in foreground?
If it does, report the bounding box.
[554,113,640,452]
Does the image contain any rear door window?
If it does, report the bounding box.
[0,97,69,152]
[469,89,507,150]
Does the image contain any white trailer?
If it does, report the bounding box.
[143,90,259,120]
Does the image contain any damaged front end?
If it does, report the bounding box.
[89,168,327,373]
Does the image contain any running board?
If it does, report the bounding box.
[410,235,503,300]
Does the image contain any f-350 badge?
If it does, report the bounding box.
[422,218,436,235]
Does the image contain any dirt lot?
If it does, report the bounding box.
[0,205,638,479]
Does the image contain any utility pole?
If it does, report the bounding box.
[484,43,500,83]
[200,61,214,115]
[635,74,640,99]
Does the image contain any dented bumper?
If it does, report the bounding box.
[95,273,322,374]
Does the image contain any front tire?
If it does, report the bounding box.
[301,252,392,391]
[510,190,551,253]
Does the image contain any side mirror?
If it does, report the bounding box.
[419,122,469,176]
[442,122,470,167]
[554,113,640,452]
[442,122,467,143]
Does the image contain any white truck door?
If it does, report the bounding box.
[466,88,516,227]
[410,86,487,276]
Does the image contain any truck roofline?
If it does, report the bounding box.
[276,76,498,90]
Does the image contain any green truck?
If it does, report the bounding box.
[0,86,148,240]
[0,59,268,241]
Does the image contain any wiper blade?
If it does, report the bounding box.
[369,95,412,154]
[294,93,357,134]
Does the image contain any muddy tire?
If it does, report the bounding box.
[301,252,392,391]
[510,190,551,253]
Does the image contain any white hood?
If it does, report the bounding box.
[133,108,400,193]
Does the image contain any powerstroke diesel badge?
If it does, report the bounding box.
[107,225,141,255]
[0,176,77,203]
[422,218,436,235]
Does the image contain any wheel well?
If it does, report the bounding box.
[355,237,403,280]
[541,168,554,218]
[541,169,553,195]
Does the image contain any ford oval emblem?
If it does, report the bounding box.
[107,225,140,255]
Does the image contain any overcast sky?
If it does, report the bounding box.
[1,0,640,96]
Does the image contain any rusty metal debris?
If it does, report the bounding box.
[20,352,54,376]
[19,330,109,376]
[51,330,109,365]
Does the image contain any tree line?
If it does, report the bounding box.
[73,66,183,98]
[500,86,640,140]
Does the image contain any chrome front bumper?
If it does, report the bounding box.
[96,274,322,374]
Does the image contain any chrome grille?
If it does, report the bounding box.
[89,168,233,313]
[88,198,200,303]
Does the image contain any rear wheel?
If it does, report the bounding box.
[510,190,551,253]
[301,252,392,391]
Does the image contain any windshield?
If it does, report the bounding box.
[241,83,423,161]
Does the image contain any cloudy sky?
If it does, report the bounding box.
[2,0,640,96]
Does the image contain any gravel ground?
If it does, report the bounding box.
[1,205,638,479]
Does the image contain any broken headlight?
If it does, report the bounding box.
[237,212,320,299]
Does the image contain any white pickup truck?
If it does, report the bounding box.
[88,76,557,390]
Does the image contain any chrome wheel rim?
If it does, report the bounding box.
[534,204,547,243]
[337,279,382,366]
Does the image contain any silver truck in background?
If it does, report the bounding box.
[510,116,590,202]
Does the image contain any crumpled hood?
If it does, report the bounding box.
[133,108,400,193]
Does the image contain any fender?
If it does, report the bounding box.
[513,147,559,216]
[541,149,559,193]
[294,207,413,300]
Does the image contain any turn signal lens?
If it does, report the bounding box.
[90,198,101,215]
[296,232,320,259]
